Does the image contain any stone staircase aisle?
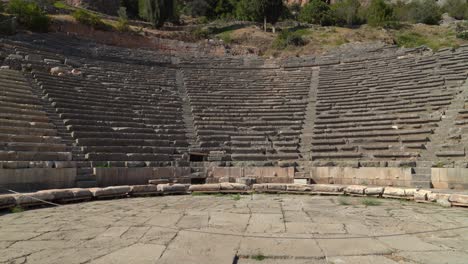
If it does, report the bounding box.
[26,72,97,188]
[296,67,319,179]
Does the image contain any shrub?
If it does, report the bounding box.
[299,0,335,26]
[273,29,308,49]
[72,9,106,30]
[190,26,210,39]
[443,0,468,20]
[407,0,442,25]
[7,0,49,32]
[365,0,394,27]
[332,0,363,27]
[457,31,468,40]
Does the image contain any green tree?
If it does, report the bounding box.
[365,0,394,27]
[7,0,49,32]
[299,0,335,26]
[139,0,175,28]
[252,0,284,32]
[332,0,362,27]
[235,0,258,21]
[407,0,441,25]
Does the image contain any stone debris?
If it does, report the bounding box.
[129,185,160,196]
[157,184,188,193]
[89,186,131,198]
[1,183,468,210]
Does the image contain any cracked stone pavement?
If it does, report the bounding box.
[1,194,468,264]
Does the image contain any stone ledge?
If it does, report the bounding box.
[2,184,468,211]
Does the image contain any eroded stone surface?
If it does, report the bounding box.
[1,194,468,263]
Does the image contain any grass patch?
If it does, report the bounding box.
[53,1,74,10]
[337,196,352,205]
[10,206,24,213]
[361,198,382,206]
[251,253,266,261]
[230,194,241,201]
[217,30,233,44]
[395,28,460,51]
[273,29,309,50]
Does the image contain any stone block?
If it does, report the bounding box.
[189,184,221,192]
[383,187,406,198]
[148,179,170,185]
[437,198,452,207]
[365,187,384,196]
[267,184,287,191]
[312,184,345,193]
[220,183,248,191]
[157,184,188,193]
[414,190,432,202]
[286,184,312,192]
[0,194,16,209]
[129,185,160,196]
[449,194,468,206]
[345,185,367,195]
[218,176,232,183]
[54,161,76,169]
[252,184,268,191]
[427,192,451,202]
[15,191,55,207]
[90,186,131,198]
[235,177,256,186]
[38,189,74,201]
[69,188,93,200]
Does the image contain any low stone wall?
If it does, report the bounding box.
[206,167,295,183]
[304,167,413,187]
[94,167,191,187]
[432,168,468,189]
[0,168,77,192]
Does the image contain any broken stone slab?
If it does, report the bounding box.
[38,189,74,201]
[0,194,16,209]
[90,186,131,199]
[220,183,248,191]
[189,184,221,192]
[157,184,188,193]
[286,184,312,192]
[383,187,413,199]
[365,187,384,196]
[235,177,256,186]
[69,188,93,201]
[414,190,432,203]
[427,192,451,202]
[345,185,367,195]
[449,194,468,207]
[311,184,345,194]
[437,198,452,207]
[14,191,55,207]
[129,185,160,196]
[252,184,268,191]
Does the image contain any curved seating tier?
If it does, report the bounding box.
[0,69,73,168]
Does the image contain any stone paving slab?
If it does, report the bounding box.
[1,194,468,263]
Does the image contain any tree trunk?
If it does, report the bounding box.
[264,16,267,32]
[272,25,276,33]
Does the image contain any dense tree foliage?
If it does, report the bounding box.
[365,0,394,27]
[299,0,335,26]
[138,0,175,27]
[7,0,49,32]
